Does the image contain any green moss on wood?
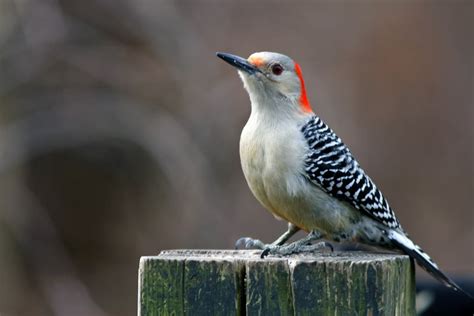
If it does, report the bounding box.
[183,258,243,315]
[246,259,294,315]
[138,250,415,316]
[139,256,184,316]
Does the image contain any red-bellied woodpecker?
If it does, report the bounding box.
[216,51,472,297]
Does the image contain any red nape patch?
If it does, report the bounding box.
[294,62,312,113]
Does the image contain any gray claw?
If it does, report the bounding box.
[235,237,266,250]
[235,237,249,249]
[324,242,334,252]
[260,241,333,257]
[260,247,271,258]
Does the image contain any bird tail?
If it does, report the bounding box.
[387,229,473,299]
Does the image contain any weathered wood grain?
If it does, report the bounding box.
[138,250,415,315]
[246,258,294,315]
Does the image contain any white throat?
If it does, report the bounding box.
[240,72,309,124]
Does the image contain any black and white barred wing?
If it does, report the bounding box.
[300,116,473,297]
[301,116,400,229]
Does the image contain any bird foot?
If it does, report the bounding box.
[261,241,333,258]
[235,237,269,250]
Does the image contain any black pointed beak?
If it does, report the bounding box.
[216,52,260,75]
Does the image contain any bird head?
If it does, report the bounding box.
[217,51,312,115]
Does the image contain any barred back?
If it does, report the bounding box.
[301,116,400,229]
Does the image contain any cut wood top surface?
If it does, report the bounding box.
[151,249,409,262]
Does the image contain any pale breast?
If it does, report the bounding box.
[239,114,365,236]
[239,115,308,220]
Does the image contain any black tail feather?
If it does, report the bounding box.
[388,230,473,300]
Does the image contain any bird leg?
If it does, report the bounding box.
[260,230,333,258]
[271,223,301,245]
[235,223,300,250]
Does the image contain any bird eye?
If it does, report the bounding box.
[271,64,284,76]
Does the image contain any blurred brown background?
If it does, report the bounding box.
[0,1,472,315]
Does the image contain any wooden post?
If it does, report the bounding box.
[138,249,415,315]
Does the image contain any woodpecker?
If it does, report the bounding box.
[216,51,472,297]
